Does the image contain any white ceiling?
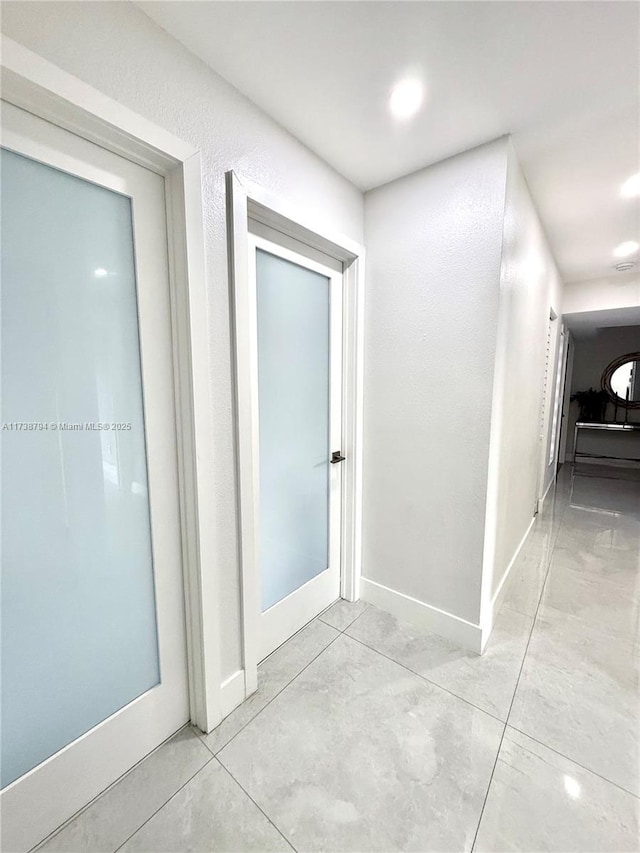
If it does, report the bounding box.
[138,1,640,284]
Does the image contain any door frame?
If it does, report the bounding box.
[558,331,575,469]
[0,36,222,733]
[535,307,559,511]
[549,323,569,473]
[227,171,365,696]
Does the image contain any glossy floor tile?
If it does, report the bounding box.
[540,560,640,640]
[120,759,293,852]
[508,608,640,796]
[508,469,640,798]
[201,618,339,754]
[319,598,369,632]
[33,465,640,853]
[553,521,640,563]
[475,728,640,852]
[38,728,212,853]
[501,551,551,618]
[346,604,532,720]
[550,541,640,589]
[219,634,503,852]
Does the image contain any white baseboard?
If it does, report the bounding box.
[538,468,557,510]
[481,514,536,649]
[359,577,482,653]
[220,669,246,719]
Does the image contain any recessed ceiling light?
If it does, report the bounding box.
[613,241,639,258]
[389,79,424,120]
[620,173,640,198]
[93,267,108,278]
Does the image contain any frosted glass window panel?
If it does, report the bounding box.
[256,249,331,611]
[1,148,160,788]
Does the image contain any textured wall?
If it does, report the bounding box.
[482,141,563,610]
[362,140,507,625]
[1,1,364,681]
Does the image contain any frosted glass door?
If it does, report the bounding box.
[1,148,159,787]
[256,249,331,611]
[1,102,188,853]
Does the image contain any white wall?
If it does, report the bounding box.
[564,273,640,315]
[481,141,563,626]
[566,325,640,461]
[362,139,508,635]
[0,1,364,684]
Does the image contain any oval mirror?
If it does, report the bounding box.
[602,351,640,408]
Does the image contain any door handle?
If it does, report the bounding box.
[330,451,345,464]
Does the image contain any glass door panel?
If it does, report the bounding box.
[1,148,159,787]
[256,249,331,611]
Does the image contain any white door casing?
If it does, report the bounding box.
[227,171,365,699]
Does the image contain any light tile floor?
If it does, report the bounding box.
[37,465,640,852]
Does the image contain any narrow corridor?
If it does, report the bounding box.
[38,466,640,852]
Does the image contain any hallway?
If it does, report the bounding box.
[37,467,639,853]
